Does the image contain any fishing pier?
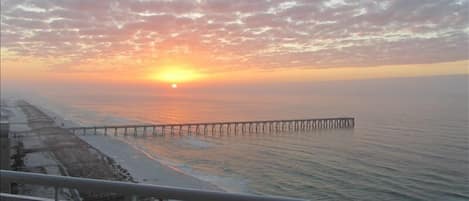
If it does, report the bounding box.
[67,117,355,137]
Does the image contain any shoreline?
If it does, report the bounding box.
[29,99,225,192]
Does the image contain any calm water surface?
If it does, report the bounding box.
[21,76,469,200]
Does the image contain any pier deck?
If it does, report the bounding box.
[67,117,355,137]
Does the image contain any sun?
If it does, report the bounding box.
[171,83,178,88]
[149,66,203,84]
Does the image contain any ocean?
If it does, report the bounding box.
[9,75,468,200]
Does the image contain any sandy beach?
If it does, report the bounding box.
[4,99,222,200]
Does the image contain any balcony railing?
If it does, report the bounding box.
[0,170,308,201]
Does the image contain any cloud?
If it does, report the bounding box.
[1,0,468,72]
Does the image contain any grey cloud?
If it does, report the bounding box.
[2,17,49,29]
[127,0,197,14]
[201,0,271,13]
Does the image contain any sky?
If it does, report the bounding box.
[1,0,468,88]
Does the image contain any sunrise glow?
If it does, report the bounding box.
[148,67,204,84]
[0,0,467,87]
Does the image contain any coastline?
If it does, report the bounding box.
[3,99,84,200]
[29,99,225,192]
[12,100,135,200]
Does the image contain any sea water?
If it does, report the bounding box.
[8,75,468,200]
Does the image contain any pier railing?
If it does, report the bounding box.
[67,117,355,137]
[0,170,308,201]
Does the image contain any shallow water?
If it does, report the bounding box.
[11,76,469,200]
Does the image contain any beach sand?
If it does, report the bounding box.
[5,99,222,200]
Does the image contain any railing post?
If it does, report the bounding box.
[54,186,59,201]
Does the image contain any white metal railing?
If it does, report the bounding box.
[0,170,308,201]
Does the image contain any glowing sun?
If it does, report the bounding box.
[171,83,178,88]
[150,67,203,83]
